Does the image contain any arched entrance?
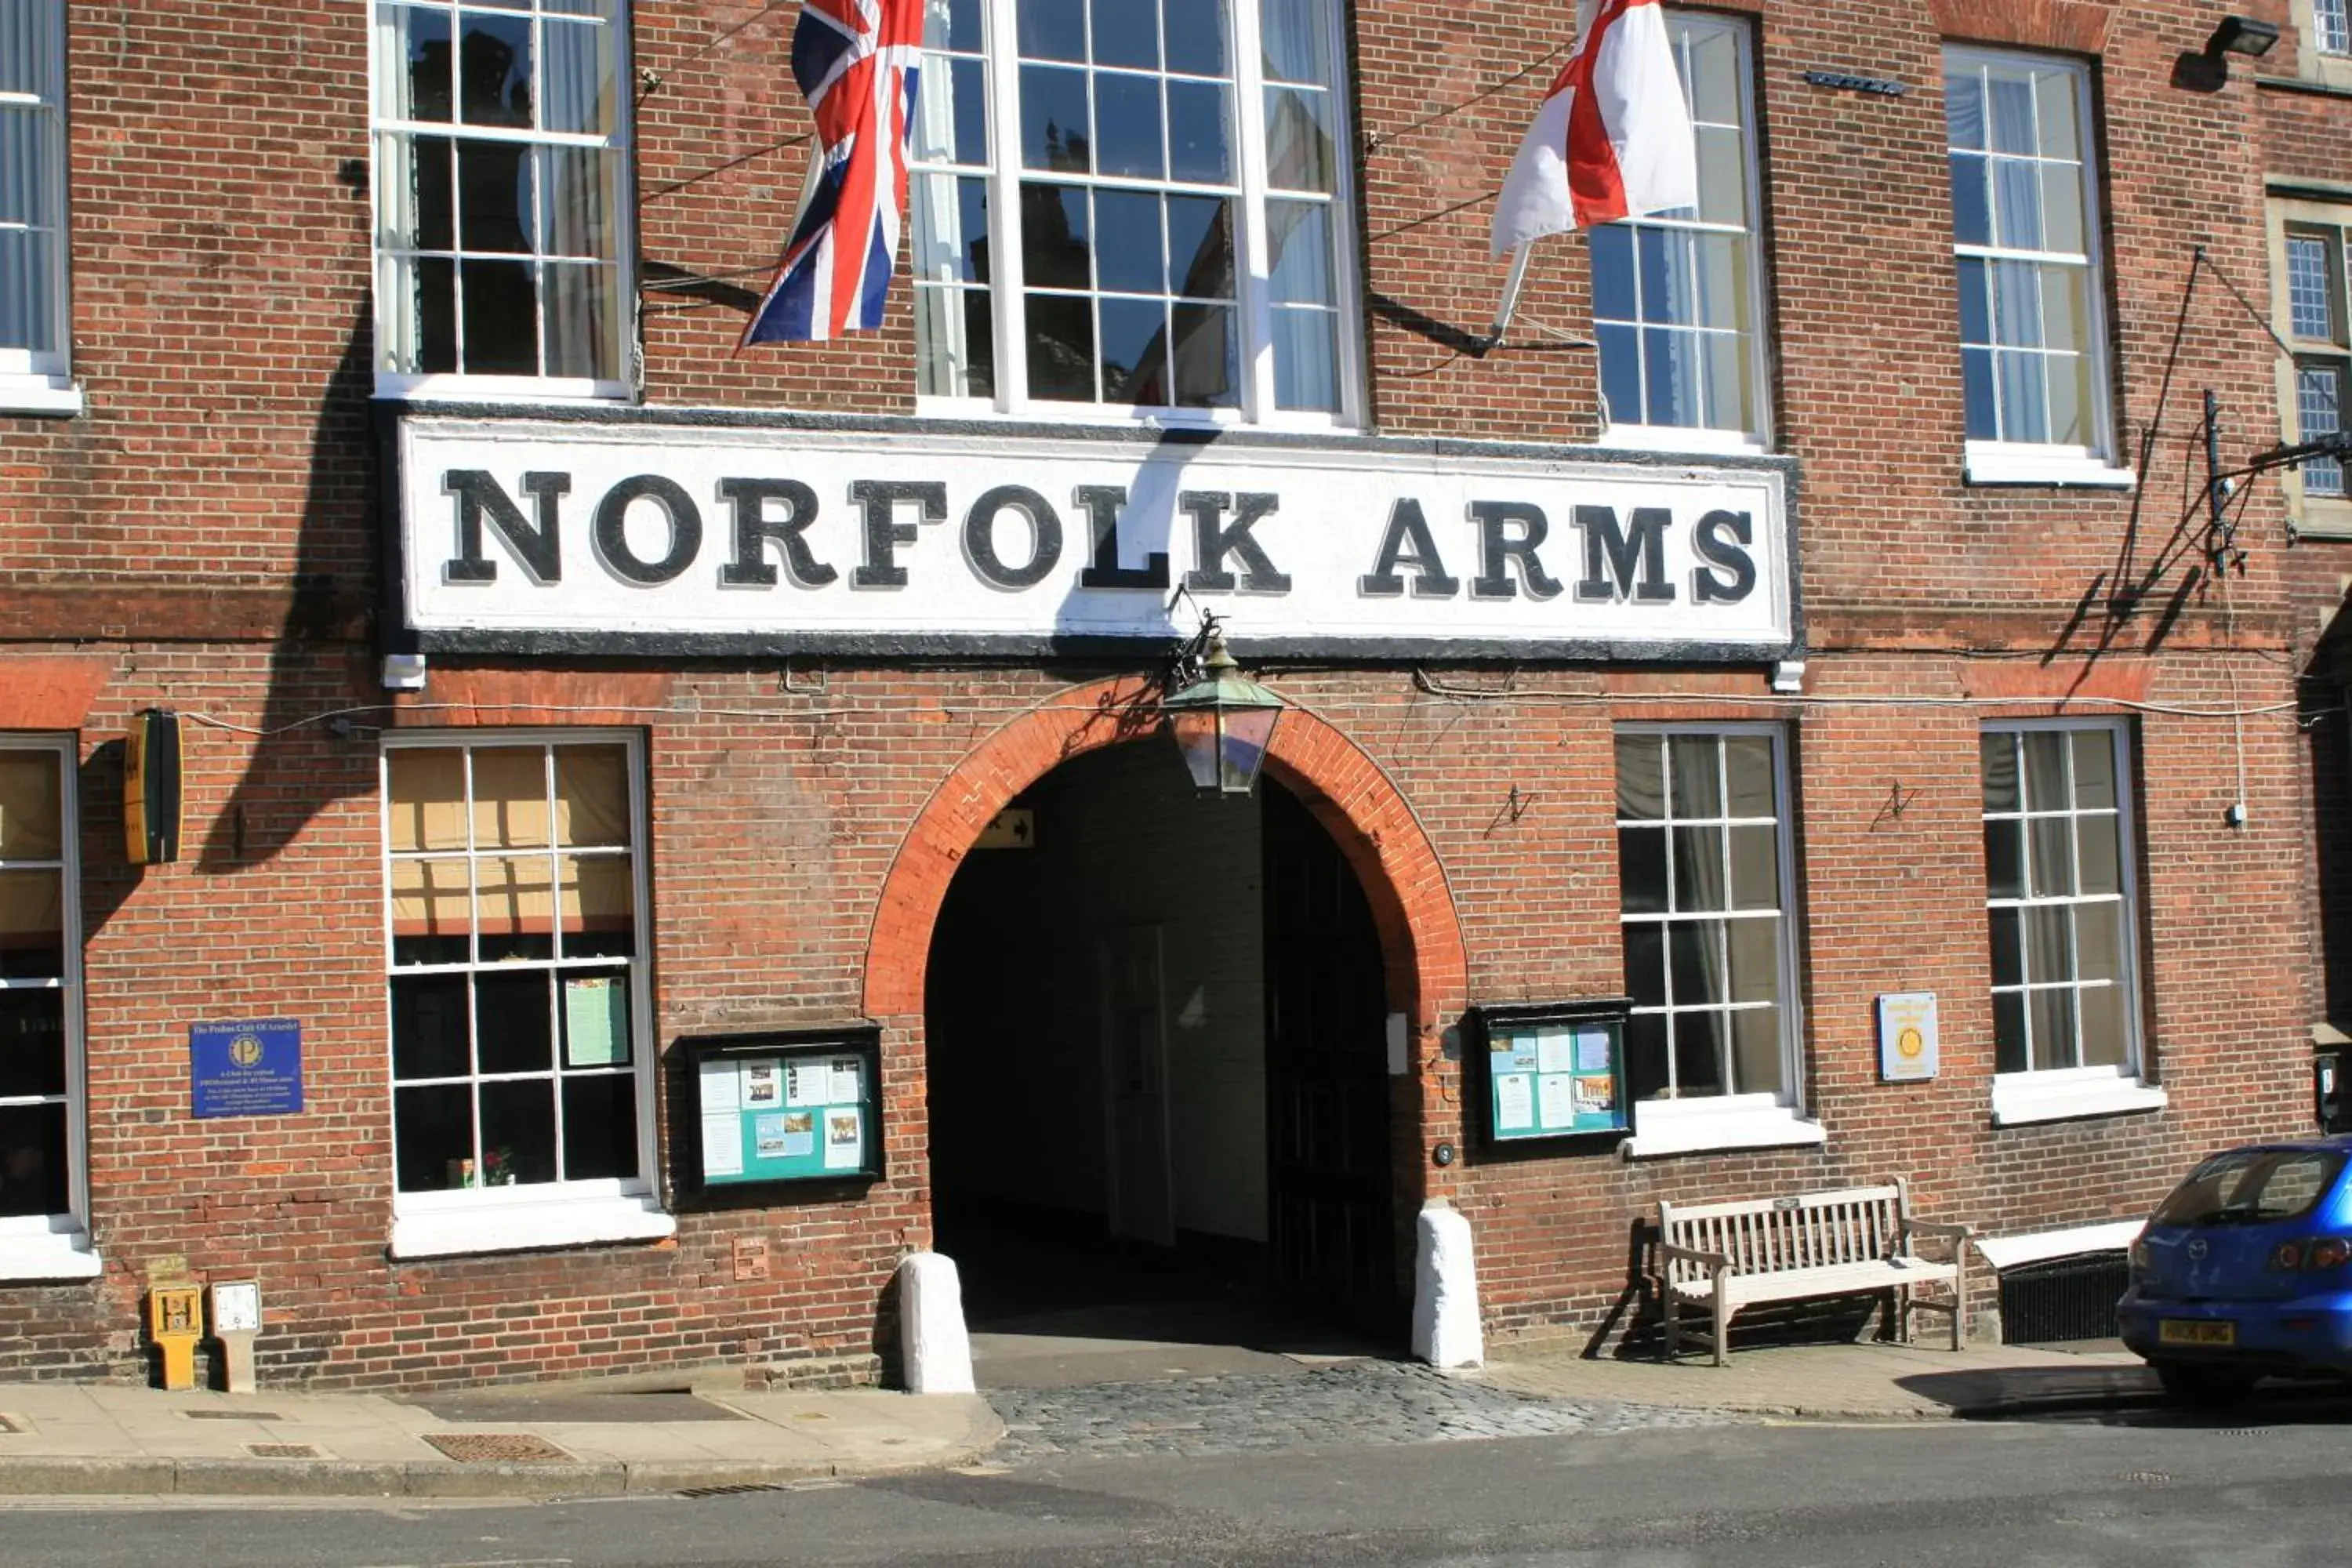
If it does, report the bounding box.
[865,682,1469,1372]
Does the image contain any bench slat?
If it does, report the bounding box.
[1667,1258,1957,1309]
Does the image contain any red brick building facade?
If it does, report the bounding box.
[0,0,2336,1387]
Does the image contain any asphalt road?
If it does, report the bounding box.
[5,1402,2349,1567]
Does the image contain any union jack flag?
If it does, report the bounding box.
[741,0,925,346]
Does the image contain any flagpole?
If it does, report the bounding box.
[1483,247,1534,354]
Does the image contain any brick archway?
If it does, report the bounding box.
[862,677,1469,1044]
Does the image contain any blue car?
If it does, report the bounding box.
[2118,1138,2352,1405]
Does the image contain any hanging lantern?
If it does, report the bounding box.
[1160,630,1284,797]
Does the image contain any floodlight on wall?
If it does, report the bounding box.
[1160,619,1284,798]
[2175,15,2281,89]
[2205,16,2280,56]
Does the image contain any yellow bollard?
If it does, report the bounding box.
[147,1286,204,1391]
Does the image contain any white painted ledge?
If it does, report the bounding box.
[0,1228,101,1281]
[1990,1070,2168,1127]
[1962,445,2135,489]
[0,378,84,416]
[389,1195,676,1260]
[1976,1219,2147,1272]
[1621,1100,1828,1159]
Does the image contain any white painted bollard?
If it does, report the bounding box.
[897,1250,976,1395]
[1411,1200,1483,1369]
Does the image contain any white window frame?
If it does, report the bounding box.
[909,0,1366,430]
[2293,0,2352,90]
[1613,723,1823,1158]
[1944,48,2125,488]
[2269,195,2352,537]
[1592,10,1773,456]
[0,0,80,416]
[379,729,670,1259]
[1980,717,2165,1127]
[366,0,637,405]
[0,736,96,1280]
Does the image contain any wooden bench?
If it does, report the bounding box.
[1654,1181,1973,1366]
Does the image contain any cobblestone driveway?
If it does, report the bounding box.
[983,1359,1730,1464]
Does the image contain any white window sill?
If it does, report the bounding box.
[1990,1070,2167,1127]
[1622,1099,1828,1159]
[1596,423,1771,457]
[389,1194,675,1260]
[1963,446,2134,489]
[910,394,1360,435]
[0,378,85,416]
[0,1227,102,1281]
[376,372,630,405]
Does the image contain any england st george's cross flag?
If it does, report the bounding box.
[741,0,925,346]
[1490,0,1699,256]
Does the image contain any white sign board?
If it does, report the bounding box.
[1877,992,1940,1083]
[395,419,1795,657]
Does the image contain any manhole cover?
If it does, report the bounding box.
[0,1414,29,1435]
[247,1443,321,1459]
[423,1432,574,1464]
[187,1410,285,1421]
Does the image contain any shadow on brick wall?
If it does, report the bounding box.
[197,309,379,873]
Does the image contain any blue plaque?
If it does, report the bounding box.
[191,1018,304,1119]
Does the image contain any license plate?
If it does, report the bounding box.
[2159,1319,2235,1347]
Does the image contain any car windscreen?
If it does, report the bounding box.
[2151,1149,2346,1228]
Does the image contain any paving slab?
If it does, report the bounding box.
[1469,1340,2166,1420]
[0,1379,1003,1498]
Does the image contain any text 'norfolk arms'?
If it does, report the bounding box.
[397,419,1795,657]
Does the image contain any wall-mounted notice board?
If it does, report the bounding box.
[1475,998,1632,1146]
[684,1025,883,1192]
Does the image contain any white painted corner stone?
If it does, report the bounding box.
[1411,1201,1483,1369]
[898,1251,976,1396]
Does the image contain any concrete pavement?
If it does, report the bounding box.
[0,1335,2194,1499]
[0,1376,1002,1499]
[1470,1337,2167,1419]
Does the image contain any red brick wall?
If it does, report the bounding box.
[0,0,2328,1384]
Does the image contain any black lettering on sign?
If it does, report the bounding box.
[1691,509,1757,604]
[719,477,835,588]
[443,470,568,585]
[1181,492,1290,593]
[593,475,703,586]
[849,480,948,589]
[1574,505,1675,604]
[1468,500,1563,601]
[1359,498,1461,598]
[964,485,1065,591]
[1075,485,1171,590]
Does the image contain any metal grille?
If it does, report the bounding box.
[1998,1250,2131,1343]
[423,1432,573,1464]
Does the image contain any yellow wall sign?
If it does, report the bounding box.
[1877,991,1940,1083]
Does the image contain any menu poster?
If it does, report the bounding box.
[822,1107,864,1170]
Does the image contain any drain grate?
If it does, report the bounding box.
[677,1483,786,1498]
[187,1410,285,1422]
[247,1443,321,1459]
[423,1432,574,1464]
[0,1414,29,1435]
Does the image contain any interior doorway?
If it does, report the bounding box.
[924,739,1399,1382]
